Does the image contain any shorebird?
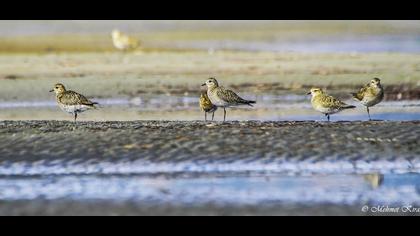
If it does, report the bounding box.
[50,83,98,122]
[199,91,217,121]
[307,88,355,121]
[202,78,256,122]
[351,78,384,120]
[111,30,140,52]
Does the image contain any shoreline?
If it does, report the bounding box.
[0,120,418,175]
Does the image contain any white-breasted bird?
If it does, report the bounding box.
[202,78,256,122]
[352,78,384,120]
[50,83,98,122]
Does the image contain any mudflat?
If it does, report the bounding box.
[0,120,420,216]
[0,120,419,172]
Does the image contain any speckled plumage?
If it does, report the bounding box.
[308,88,355,121]
[352,78,384,120]
[199,92,217,121]
[50,83,97,122]
[202,78,256,122]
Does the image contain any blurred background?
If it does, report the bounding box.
[0,20,419,121]
[0,21,420,215]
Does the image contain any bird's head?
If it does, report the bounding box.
[370,78,381,87]
[307,87,323,96]
[50,83,66,94]
[201,77,219,89]
[111,29,121,38]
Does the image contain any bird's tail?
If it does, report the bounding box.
[343,105,356,110]
[243,100,256,107]
[91,102,100,109]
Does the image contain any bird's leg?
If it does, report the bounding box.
[367,107,371,121]
[223,108,226,122]
[212,111,215,121]
[205,112,207,122]
[327,114,330,122]
[74,113,77,122]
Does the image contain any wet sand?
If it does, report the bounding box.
[0,120,419,174]
[0,120,419,216]
[1,21,420,215]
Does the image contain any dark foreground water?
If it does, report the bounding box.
[0,173,420,215]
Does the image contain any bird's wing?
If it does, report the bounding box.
[322,94,348,109]
[200,94,214,111]
[353,83,369,101]
[59,91,96,106]
[216,87,248,104]
[129,37,140,46]
[123,35,140,48]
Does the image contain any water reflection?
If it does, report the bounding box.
[0,173,419,207]
[363,173,384,189]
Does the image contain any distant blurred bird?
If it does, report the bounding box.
[307,88,355,121]
[202,78,256,122]
[50,83,98,122]
[111,30,140,51]
[352,78,384,120]
[199,91,217,121]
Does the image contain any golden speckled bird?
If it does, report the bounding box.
[111,30,140,51]
[352,78,384,120]
[202,78,256,122]
[199,92,217,121]
[307,88,355,121]
[50,83,98,122]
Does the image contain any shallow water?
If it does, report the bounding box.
[0,119,418,215]
[0,95,419,121]
[174,35,420,53]
[0,172,419,209]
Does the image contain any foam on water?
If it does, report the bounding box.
[0,158,419,176]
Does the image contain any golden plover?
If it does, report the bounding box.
[307,88,355,121]
[352,78,384,120]
[199,91,217,121]
[202,78,256,122]
[111,30,140,51]
[50,83,98,122]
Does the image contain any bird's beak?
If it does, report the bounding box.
[306,92,311,95]
[201,83,206,86]
[49,90,54,93]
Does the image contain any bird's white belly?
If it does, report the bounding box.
[59,104,90,114]
[113,41,127,50]
[112,38,130,50]
[208,91,229,107]
[361,96,382,107]
[313,104,339,114]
